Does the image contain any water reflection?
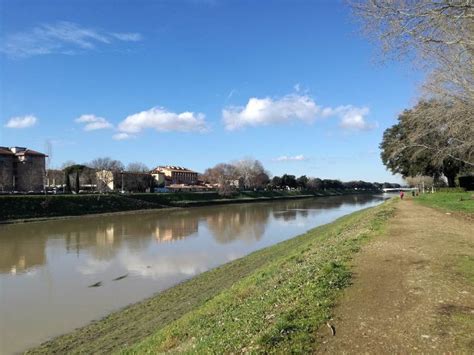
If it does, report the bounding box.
[0,195,387,355]
[0,194,382,276]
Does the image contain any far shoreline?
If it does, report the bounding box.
[0,189,383,225]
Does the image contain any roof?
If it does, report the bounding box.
[0,147,15,155]
[15,149,48,157]
[152,166,197,173]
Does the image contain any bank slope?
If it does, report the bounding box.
[123,201,394,354]
[28,200,394,354]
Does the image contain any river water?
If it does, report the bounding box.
[0,194,387,354]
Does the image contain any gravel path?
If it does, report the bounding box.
[316,199,474,353]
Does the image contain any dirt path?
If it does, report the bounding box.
[316,199,474,353]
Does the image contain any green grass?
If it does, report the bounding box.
[28,200,394,354]
[124,201,394,354]
[415,192,474,214]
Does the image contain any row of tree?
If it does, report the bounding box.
[201,158,399,195]
[48,158,152,193]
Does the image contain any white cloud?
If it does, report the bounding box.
[322,105,376,131]
[117,107,208,136]
[222,94,376,132]
[75,114,113,131]
[273,154,308,162]
[4,115,38,128]
[110,32,143,41]
[112,132,133,140]
[1,21,143,58]
[223,94,319,130]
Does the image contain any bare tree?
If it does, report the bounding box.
[403,99,474,167]
[89,157,124,192]
[126,162,149,173]
[380,99,473,186]
[350,0,474,103]
[234,158,270,190]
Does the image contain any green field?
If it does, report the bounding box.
[415,191,474,214]
[28,199,395,354]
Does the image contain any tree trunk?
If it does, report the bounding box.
[75,171,80,194]
[65,174,71,193]
[446,173,456,188]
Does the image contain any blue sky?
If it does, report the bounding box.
[0,0,421,182]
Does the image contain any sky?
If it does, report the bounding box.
[0,0,423,182]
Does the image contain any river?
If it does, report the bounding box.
[0,194,387,354]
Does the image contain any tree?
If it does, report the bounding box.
[307,177,323,191]
[351,0,474,103]
[281,174,297,189]
[296,175,309,189]
[202,163,239,196]
[380,100,472,186]
[234,158,269,190]
[271,176,283,189]
[63,164,86,193]
[89,157,124,192]
[126,162,149,173]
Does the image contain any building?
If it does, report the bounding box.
[96,170,154,192]
[0,147,47,192]
[150,166,198,186]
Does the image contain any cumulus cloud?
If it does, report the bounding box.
[273,155,308,162]
[117,107,208,136]
[4,115,37,128]
[1,21,143,58]
[321,105,376,131]
[75,114,113,131]
[223,94,319,130]
[222,94,376,132]
[112,132,133,141]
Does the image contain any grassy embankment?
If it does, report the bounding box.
[29,199,395,354]
[415,191,474,215]
[0,189,378,222]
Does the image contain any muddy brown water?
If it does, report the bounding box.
[0,195,387,354]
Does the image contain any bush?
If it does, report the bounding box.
[458,176,474,191]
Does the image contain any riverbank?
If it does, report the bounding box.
[0,189,380,223]
[28,198,395,354]
[316,197,473,352]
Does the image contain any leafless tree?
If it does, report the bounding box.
[202,163,239,195]
[234,158,270,189]
[126,162,149,173]
[89,157,124,192]
[400,99,473,167]
[350,0,474,103]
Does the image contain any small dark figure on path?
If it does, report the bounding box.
[400,191,404,200]
[412,191,415,197]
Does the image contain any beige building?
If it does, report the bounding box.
[0,147,47,192]
[151,166,198,186]
[96,170,154,192]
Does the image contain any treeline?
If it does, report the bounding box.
[202,159,398,195]
[47,157,151,193]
